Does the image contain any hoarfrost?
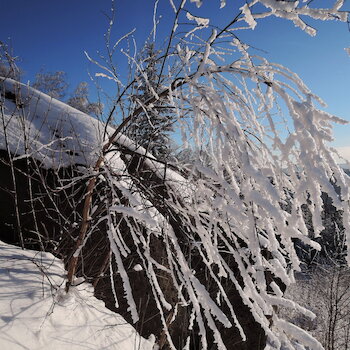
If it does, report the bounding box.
[186,12,210,26]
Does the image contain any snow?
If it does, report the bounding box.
[333,146,350,164]
[0,78,189,190]
[190,0,202,8]
[240,3,257,30]
[1,2,350,346]
[133,264,143,272]
[0,78,105,168]
[0,78,131,169]
[0,77,189,189]
[186,12,209,26]
[0,240,155,350]
[275,318,324,350]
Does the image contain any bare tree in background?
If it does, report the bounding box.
[0,41,21,80]
[67,81,103,117]
[32,70,68,100]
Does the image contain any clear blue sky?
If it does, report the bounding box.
[1,0,350,150]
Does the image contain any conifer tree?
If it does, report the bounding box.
[127,43,175,161]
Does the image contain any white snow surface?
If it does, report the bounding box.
[0,78,109,168]
[0,77,186,186]
[0,240,155,350]
[0,77,152,170]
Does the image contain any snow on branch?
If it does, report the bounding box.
[187,0,348,36]
[86,36,350,348]
[3,1,347,349]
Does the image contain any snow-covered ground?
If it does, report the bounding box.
[0,77,186,350]
[0,240,155,350]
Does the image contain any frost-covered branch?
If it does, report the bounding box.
[2,1,349,350]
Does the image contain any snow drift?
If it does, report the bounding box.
[0,240,154,350]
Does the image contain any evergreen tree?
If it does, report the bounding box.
[127,43,175,161]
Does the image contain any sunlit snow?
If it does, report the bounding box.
[0,241,154,350]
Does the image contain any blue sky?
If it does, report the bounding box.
[1,0,350,152]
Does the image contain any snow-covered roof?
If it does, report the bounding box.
[0,77,110,168]
[0,77,189,197]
